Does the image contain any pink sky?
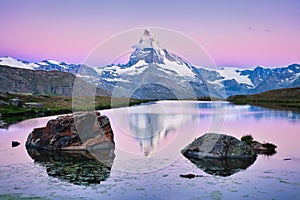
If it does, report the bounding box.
[0,0,299,68]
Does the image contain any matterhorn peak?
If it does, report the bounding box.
[133,29,160,50]
[128,29,193,67]
[143,29,151,37]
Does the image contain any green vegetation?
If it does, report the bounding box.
[240,135,277,156]
[0,92,151,125]
[262,142,277,150]
[227,87,300,111]
[241,134,254,145]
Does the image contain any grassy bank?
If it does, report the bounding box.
[227,87,300,111]
[0,93,150,125]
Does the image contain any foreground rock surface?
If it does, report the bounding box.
[182,133,257,159]
[26,112,115,151]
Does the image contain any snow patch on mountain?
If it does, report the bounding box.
[0,56,38,69]
[157,59,195,77]
[216,67,253,86]
[40,60,68,69]
[115,60,148,75]
[102,77,130,83]
[46,59,62,65]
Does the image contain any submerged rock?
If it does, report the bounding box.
[179,174,204,179]
[25,111,114,151]
[181,133,257,159]
[12,141,20,148]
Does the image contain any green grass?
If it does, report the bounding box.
[241,134,254,145]
[0,93,151,125]
[227,87,300,111]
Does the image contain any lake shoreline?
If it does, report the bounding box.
[227,87,300,113]
[1,87,300,127]
[0,92,152,126]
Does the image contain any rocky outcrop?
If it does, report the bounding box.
[24,102,43,108]
[9,98,22,107]
[25,112,115,151]
[181,133,257,159]
[0,99,9,106]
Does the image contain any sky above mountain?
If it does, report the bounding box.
[0,0,299,68]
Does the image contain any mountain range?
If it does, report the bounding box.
[1,29,299,98]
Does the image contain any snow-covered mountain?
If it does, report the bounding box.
[1,30,300,98]
[96,30,211,99]
[0,56,83,74]
[96,30,300,98]
[193,64,300,96]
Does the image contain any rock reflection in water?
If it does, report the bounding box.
[185,157,257,177]
[27,148,115,185]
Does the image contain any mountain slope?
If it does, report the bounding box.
[0,65,108,96]
[227,87,300,111]
[193,64,300,96]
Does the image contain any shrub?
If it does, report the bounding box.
[262,142,277,149]
[241,134,254,145]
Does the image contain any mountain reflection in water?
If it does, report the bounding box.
[26,148,115,185]
[129,102,198,156]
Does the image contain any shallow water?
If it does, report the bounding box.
[0,101,299,199]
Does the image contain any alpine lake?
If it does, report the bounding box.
[0,101,299,199]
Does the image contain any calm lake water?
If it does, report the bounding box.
[0,101,300,199]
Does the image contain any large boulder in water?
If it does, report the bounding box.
[25,112,115,151]
[181,133,256,159]
[181,133,257,176]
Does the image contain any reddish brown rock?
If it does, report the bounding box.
[25,112,115,151]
